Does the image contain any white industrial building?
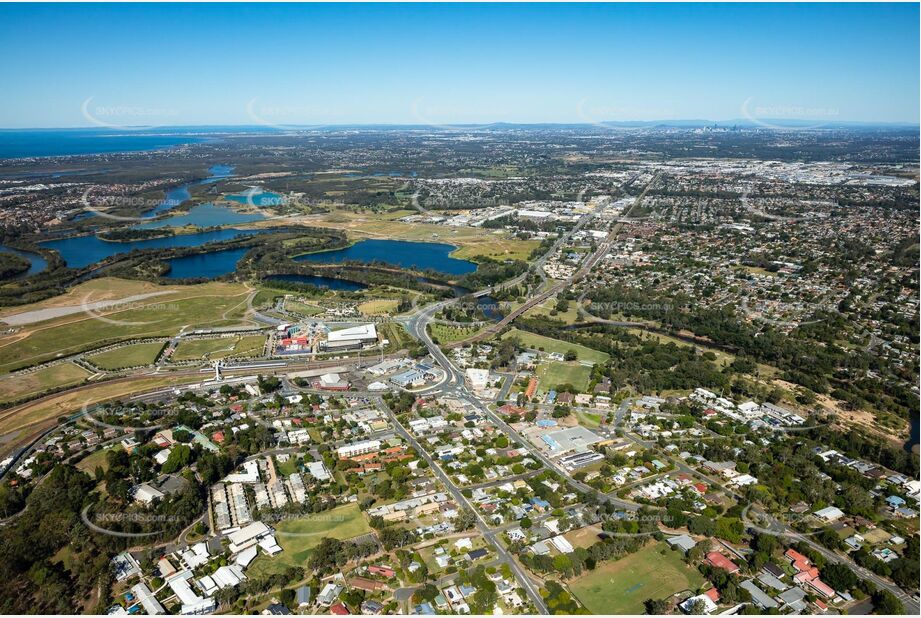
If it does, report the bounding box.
[325,323,378,350]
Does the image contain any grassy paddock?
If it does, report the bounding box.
[502,328,609,364]
[568,542,705,614]
[172,335,265,361]
[88,342,165,369]
[0,362,92,405]
[0,373,204,439]
[536,361,592,392]
[0,280,251,373]
[247,503,371,577]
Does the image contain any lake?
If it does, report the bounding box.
[40,228,257,269]
[163,247,251,279]
[142,164,235,218]
[135,203,264,229]
[266,273,368,291]
[0,245,48,278]
[295,239,476,275]
[225,188,285,207]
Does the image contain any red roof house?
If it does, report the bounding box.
[706,551,740,573]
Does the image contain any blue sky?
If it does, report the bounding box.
[0,2,917,127]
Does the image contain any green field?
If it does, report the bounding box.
[75,447,111,473]
[275,456,299,476]
[285,299,325,316]
[0,280,251,373]
[172,335,265,361]
[429,322,486,344]
[0,362,92,404]
[87,341,165,369]
[525,298,582,325]
[569,542,705,614]
[247,503,371,577]
[536,361,592,392]
[574,409,603,428]
[502,328,609,364]
[358,298,400,316]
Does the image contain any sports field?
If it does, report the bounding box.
[536,361,592,392]
[502,328,609,364]
[568,542,705,614]
[87,342,165,369]
[172,335,265,361]
[246,503,371,577]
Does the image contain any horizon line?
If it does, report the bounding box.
[1,119,920,131]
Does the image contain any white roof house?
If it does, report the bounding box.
[133,483,165,504]
[814,506,845,522]
[130,583,166,615]
[168,571,216,615]
[550,535,574,554]
[227,521,274,554]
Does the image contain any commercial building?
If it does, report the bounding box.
[465,368,490,391]
[337,439,382,460]
[325,324,378,351]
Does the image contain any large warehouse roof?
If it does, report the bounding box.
[327,323,377,343]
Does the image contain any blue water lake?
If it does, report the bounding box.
[40,228,257,269]
[142,164,235,218]
[136,203,264,229]
[0,245,48,278]
[163,247,251,279]
[225,188,284,207]
[295,239,476,275]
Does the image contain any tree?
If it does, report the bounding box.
[161,444,193,474]
[871,589,903,615]
[822,563,858,593]
[687,598,708,614]
[643,598,669,614]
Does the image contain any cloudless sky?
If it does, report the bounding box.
[0,2,917,128]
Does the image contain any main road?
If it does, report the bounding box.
[372,396,549,614]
